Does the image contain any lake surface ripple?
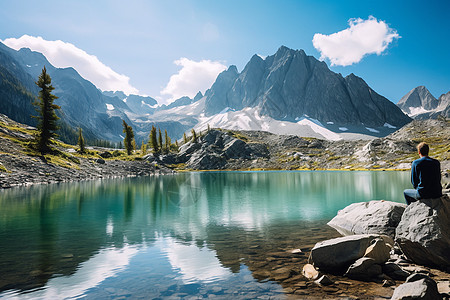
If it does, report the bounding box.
[0,171,410,299]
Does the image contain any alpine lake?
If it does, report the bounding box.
[0,171,410,299]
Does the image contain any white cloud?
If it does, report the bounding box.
[312,16,400,66]
[2,35,138,94]
[161,57,227,104]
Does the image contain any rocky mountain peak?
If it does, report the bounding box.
[204,46,410,128]
[397,86,438,113]
[193,91,203,101]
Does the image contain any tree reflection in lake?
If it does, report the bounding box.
[0,171,409,298]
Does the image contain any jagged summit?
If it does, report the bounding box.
[204,46,410,128]
[397,86,449,119]
[397,86,438,114]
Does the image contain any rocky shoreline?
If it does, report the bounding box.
[300,196,450,299]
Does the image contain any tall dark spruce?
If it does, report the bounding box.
[33,66,60,153]
[149,125,159,154]
[122,120,135,155]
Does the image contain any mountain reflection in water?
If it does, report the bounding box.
[0,171,409,298]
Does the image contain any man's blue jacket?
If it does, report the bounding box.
[411,156,442,199]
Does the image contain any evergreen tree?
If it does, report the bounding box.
[207,123,211,132]
[164,129,170,153]
[33,67,60,153]
[175,140,179,150]
[191,128,198,143]
[77,127,85,153]
[183,132,188,144]
[149,125,159,154]
[141,140,147,155]
[158,128,163,150]
[122,120,135,155]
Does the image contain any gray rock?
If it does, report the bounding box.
[327,200,407,238]
[314,275,333,286]
[344,257,382,281]
[96,158,105,164]
[364,238,391,264]
[302,264,320,280]
[395,194,450,270]
[99,151,113,158]
[406,273,433,283]
[311,234,379,271]
[391,278,440,300]
[382,262,411,280]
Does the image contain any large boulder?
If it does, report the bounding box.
[310,234,380,271]
[327,200,407,238]
[344,257,382,281]
[391,275,440,300]
[363,238,391,264]
[395,195,450,270]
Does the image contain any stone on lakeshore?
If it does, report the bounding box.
[437,281,450,296]
[99,151,112,158]
[314,275,333,286]
[310,234,379,271]
[395,194,450,270]
[405,273,432,283]
[363,238,391,264]
[391,278,439,300]
[302,264,320,280]
[344,257,382,281]
[96,158,105,164]
[382,279,395,287]
[327,200,406,238]
[382,262,411,280]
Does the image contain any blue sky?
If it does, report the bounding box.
[1,0,449,104]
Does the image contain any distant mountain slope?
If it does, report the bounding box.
[204,46,411,128]
[140,47,414,141]
[102,91,158,115]
[0,43,37,126]
[0,42,137,142]
[397,86,450,119]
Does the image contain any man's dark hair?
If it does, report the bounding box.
[417,142,429,156]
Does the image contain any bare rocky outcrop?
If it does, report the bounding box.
[391,274,440,300]
[310,234,381,271]
[395,194,450,270]
[166,129,269,170]
[327,200,407,238]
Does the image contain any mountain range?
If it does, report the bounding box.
[397,85,450,119]
[0,42,435,144]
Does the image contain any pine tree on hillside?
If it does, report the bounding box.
[183,132,188,144]
[77,127,85,153]
[149,125,159,154]
[122,120,135,155]
[191,128,198,143]
[33,66,60,153]
[164,129,170,153]
[141,140,147,155]
[158,128,163,150]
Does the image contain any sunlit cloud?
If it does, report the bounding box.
[312,16,400,66]
[2,35,139,94]
[161,57,227,104]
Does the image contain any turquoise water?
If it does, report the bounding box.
[0,171,410,299]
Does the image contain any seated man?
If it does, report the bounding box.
[404,142,442,204]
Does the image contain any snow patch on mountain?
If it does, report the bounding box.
[195,107,342,141]
[406,106,431,117]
